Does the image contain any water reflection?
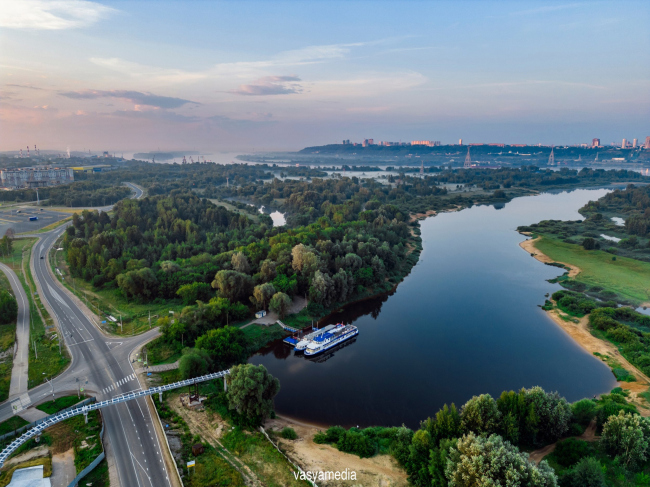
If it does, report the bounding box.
[250,189,618,429]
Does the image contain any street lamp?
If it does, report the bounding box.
[42,373,54,402]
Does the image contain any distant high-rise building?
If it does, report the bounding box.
[367,139,374,145]
[645,136,650,149]
[632,138,638,148]
[592,138,600,147]
[459,138,463,145]
[342,139,350,145]
[622,138,627,149]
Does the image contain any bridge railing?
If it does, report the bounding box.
[0,369,229,466]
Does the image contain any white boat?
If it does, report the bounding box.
[304,324,359,356]
[294,325,336,351]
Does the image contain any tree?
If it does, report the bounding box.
[179,349,210,379]
[176,282,213,305]
[269,292,291,318]
[259,259,277,282]
[195,326,247,371]
[0,235,13,256]
[560,457,605,487]
[429,438,457,487]
[160,260,180,273]
[211,270,252,302]
[0,290,18,324]
[251,283,276,310]
[445,433,558,487]
[116,267,159,301]
[601,410,650,469]
[432,404,461,442]
[231,252,251,274]
[524,386,572,443]
[227,364,280,426]
[460,394,501,435]
[582,237,599,250]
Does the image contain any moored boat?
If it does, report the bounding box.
[304,324,359,356]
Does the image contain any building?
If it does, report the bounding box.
[645,136,650,149]
[632,138,638,149]
[342,139,350,145]
[255,310,267,319]
[411,140,441,147]
[70,165,112,173]
[622,138,627,149]
[362,139,375,147]
[0,166,73,189]
[459,139,463,145]
[592,138,600,147]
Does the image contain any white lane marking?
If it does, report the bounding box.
[47,283,71,310]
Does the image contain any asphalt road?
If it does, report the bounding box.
[0,182,171,487]
[0,263,30,397]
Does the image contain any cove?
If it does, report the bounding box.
[249,188,619,429]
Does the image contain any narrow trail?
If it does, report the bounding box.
[529,419,599,464]
[167,394,263,487]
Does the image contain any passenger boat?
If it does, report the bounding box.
[294,325,336,351]
[304,324,359,356]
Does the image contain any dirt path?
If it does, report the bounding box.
[167,394,263,487]
[529,420,599,465]
[520,236,650,414]
[50,449,76,487]
[266,416,409,487]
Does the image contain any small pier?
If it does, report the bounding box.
[277,320,299,333]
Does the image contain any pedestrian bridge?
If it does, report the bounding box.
[0,369,229,466]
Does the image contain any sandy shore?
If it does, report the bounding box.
[266,415,409,487]
[520,236,650,414]
[519,236,580,277]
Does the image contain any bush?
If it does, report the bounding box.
[559,457,605,487]
[554,438,597,467]
[280,427,297,440]
[336,430,376,458]
[612,368,635,382]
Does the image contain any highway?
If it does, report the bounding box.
[0,182,175,486]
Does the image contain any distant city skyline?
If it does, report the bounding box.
[1,0,648,153]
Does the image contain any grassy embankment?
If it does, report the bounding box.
[0,271,16,403]
[0,238,70,389]
[534,235,650,306]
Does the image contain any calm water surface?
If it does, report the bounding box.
[250,189,619,428]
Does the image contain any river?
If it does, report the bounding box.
[249,188,620,429]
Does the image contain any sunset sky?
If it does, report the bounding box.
[1,0,648,153]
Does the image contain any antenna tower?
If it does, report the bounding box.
[548,146,555,166]
[27,146,30,157]
[420,160,424,176]
[595,152,599,162]
[464,147,471,168]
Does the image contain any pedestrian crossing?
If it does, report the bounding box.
[101,373,137,394]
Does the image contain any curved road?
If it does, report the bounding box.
[0,182,173,487]
[0,262,29,397]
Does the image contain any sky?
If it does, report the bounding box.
[0,0,649,153]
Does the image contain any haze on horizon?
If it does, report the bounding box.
[0,0,648,154]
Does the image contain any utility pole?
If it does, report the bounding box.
[149,310,151,329]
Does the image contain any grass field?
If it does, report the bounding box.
[36,395,84,415]
[0,238,70,388]
[0,416,28,437]
[535,235,650,305]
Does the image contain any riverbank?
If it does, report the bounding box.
[519,236,580,277]
[519,235,650,414]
